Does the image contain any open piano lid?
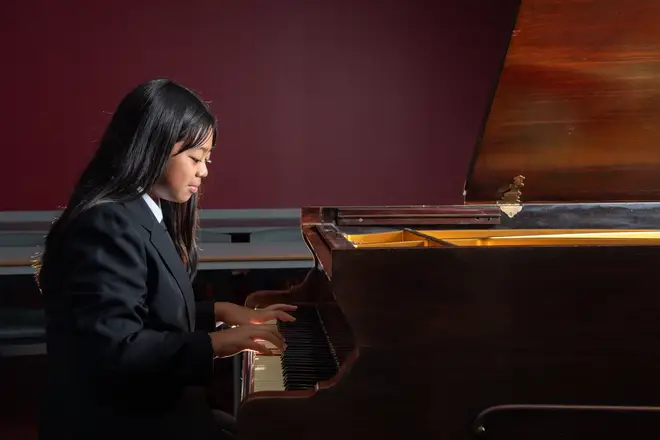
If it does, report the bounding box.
[465,0,660,205]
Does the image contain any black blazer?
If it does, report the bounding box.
[39,198,219,440]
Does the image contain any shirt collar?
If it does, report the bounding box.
[141,193,163,223]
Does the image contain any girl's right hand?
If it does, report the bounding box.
[208,324,285,358]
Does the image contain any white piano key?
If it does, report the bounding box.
[251,320,285,392]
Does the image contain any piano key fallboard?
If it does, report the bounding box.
[242,304,355,397]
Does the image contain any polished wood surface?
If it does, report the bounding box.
[237,1,660,435]
[237,201,660,439]
[473,404,660,439]
[466,0,660,203]
[302,205,501,226]
[244,266,335,310]
[239,220,660,439]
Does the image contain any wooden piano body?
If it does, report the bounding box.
[238,0,660,438]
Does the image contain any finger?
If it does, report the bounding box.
[246,323,285,343]
[252,336,284,354]
[264,304,298,312]
[273,310,296,322]
[253,328,285,351]
[244,340,278,356]
[256,310,295,323]
[257,325,285,345]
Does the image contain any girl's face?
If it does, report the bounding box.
[151,135,213,203]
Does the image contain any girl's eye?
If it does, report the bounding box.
[190,154,211,164]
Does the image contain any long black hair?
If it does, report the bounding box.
[36,78,217,285]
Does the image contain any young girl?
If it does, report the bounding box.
[36,78,295,440]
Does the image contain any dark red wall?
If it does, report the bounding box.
[1,0,518,211]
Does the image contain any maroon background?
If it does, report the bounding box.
[1,0,518,211]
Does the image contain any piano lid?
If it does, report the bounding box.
[465,0,660,204]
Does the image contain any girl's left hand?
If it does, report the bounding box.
[214,302,297,326]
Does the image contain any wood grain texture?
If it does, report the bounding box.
[239,243,660,439]
[239,199,660,438]
[467,0,660,203]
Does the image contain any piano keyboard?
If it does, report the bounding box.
[246,305,354,395]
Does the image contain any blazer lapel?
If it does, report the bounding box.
[150,225,196,330]
[123,198,196,331]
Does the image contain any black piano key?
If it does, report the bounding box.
[241,303,357,396]
[275,305,345,391]
[241,303,356,393]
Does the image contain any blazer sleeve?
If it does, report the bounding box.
[57,206,214,386]
[195,300,217,332]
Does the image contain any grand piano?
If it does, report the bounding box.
[237,0,660,438]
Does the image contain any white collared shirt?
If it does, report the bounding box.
[141,193,163,223]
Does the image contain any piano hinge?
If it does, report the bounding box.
[497,175,525,218]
